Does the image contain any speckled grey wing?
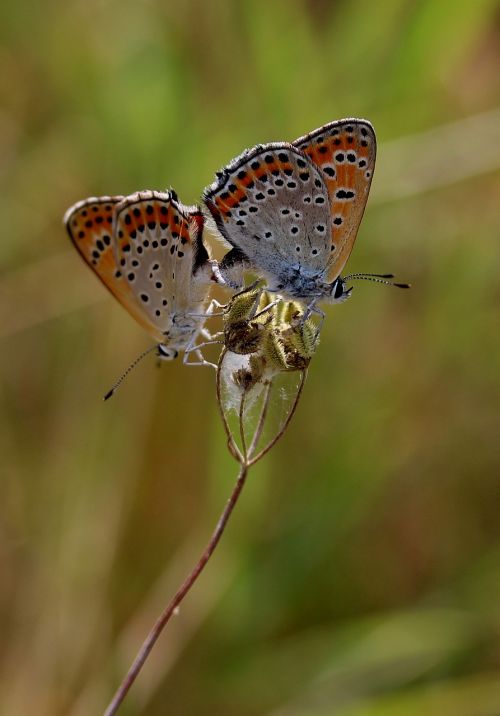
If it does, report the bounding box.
[113,190,211,345]
[203,143,332,283]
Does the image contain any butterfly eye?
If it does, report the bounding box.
[157,345,178,360]
[333,278,345,299]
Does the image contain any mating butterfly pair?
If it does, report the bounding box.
[65,119,400,372]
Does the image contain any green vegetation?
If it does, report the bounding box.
[1,1,499,714]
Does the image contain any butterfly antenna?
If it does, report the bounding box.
[103,344,159,401]
[344,272,411,289]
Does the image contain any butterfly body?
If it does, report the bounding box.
[203,119,376,308]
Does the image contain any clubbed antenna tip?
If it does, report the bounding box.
[344,272,411,289]
[102,344,159,401]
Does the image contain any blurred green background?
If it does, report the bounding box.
[2,1,500,714]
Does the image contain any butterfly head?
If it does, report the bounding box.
[323,277,352,304]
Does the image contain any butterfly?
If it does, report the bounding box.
[64,190,216,375]
[203,118,406,312]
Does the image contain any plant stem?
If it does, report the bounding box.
[248,370,307,466]
[215,347,243,463]
[103,461,249,716]
[247,381,272,458]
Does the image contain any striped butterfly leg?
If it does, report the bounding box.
[182,331,219,369]
[182,293,236,365]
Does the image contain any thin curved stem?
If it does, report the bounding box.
[247,381,273,459]
[215,347,243,463]
[103,461,249,716]
[248,370,307,466]
[239,388,248,463]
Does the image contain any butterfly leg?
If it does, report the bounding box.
[183,326,224,368]
[185,334,224,351]
[206,298,226,314]
[200,326,216,341]
[226,280,282,322]
[252,297,281,321]
[301,299,325,339]
[186,298,227,320]
[182,348,218,369]
[182,335,220,369]
[312,307,325,341]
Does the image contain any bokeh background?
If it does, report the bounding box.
[2,1,500,714]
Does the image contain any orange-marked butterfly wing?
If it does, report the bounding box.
[112,190,211,346]
[293,118,376,283]
[65,191,212,346]
[64,195,163,339]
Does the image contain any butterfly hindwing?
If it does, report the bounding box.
[64,195,164,337]
[64,195,122,280]
[113,190,211,346]
[293,118,376,282]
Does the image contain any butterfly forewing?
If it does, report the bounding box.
[204,143,332,282]
[64,196,163,337]
[113,191,211,344]
[293,118,376,283]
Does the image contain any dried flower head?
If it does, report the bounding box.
[216,285,318,465]
[221,287,319,393]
